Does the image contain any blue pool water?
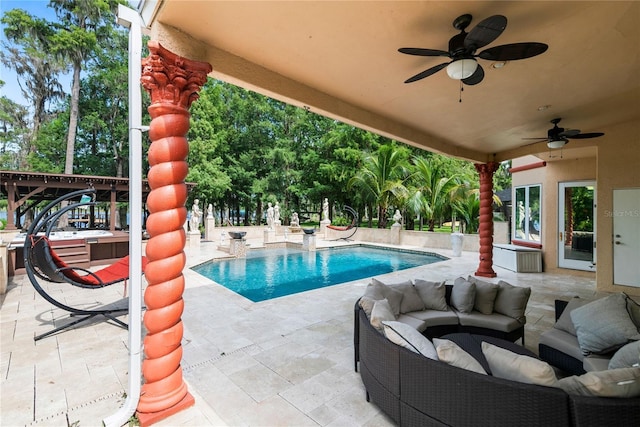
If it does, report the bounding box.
[192,245,445,302]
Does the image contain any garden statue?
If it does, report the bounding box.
[190,199,202,232]
[274,201,281,225]
[291,212,300,228]
[207,203,213,219]
[266,202,275,230]
[322,198,329,221]
[393,209,402,226]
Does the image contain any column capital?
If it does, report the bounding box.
[141,41,212,109]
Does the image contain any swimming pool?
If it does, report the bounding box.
[192,245,446,302]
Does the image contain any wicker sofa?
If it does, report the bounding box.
[355,302,640,427]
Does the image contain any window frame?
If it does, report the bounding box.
[513,184,542,246]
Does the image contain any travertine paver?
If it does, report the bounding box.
[0,237,601,426]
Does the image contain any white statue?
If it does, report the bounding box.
[393,209,402,226]
[266,202,275,229]
[290,212,300,227]
[322,198,329,221]
[190,199,202,232]
[274,201,281,224]
[207,203,213,219]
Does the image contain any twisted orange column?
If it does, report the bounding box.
[474,162,499,278]
[137,41,211,426]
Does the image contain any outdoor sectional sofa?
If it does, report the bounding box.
[354,278,640,427]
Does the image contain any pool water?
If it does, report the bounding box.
[192,245,445,302]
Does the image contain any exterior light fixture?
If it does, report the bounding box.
[547,139,566,149]
[446,59,478,80]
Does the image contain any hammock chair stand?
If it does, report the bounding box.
[23,189,145,341]
[326,205,359,241]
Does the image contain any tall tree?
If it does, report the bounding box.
[0,8,65,165]
[49,0,121,174]
[0,81,29,169]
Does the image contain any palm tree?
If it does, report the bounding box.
[453,185,502,233]
[348,144,410,228]
[408,156,461,232]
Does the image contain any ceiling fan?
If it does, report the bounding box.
[524,118,605,149]
[399,14,548,86]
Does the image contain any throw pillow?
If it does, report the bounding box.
[370,298,395,330]
[570,293,640,355]
[382,320,438,360]
[390,282,426,314]
[554,297,593,336]
[468,276,499,315]
[557,367,640,398]
[609,341,640,369]
[433,338,487,374]
[451,277,476,313]
[493,280,531,323]
[481,342,558,387]
[358,296,376,317]
[365,279,404,316]
[413,279,449,311]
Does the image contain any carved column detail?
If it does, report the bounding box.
[137,41,211,425]
[474,162,499,278]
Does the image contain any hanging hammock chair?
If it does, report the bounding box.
[23,188,147,341]
[326,205,359,241]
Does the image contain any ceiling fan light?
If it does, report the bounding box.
[547,139,566,149]
[446,59,478,80]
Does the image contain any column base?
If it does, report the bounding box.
[137,392,195,427]
[474,270,497,278]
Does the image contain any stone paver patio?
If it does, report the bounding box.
[1,235,601,426]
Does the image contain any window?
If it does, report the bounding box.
[514,185,541,243]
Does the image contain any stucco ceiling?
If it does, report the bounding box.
[140,1,640,163]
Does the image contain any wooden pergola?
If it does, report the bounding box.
[1,171,195,231]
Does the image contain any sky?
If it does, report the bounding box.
[0,0,61,106]
[0,0,138,107]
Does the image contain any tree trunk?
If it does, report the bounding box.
[65,64,81,174]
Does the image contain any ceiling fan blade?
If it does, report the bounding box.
[522,137,548,141]
[464,15,507,51]
[478,42,548,61]
[461,63,484,85]
[398,47,450,57]
[567,132,605,139]
[404,62,449,83]
[559,129,581,137]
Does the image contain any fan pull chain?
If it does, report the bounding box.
[459,80,464,103]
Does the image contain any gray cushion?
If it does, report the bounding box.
[557,368,640,397]
[382,320,438,359]
[583,356,611,373]
[455,311,522,333]
[554,297,593,336]
[570,293,640,355]
[390,282,426,314]
[539,328,585,361]
[451,277,476,314]
[358,296,376,317]
[433,338,487,374]
[609,341,640,369]
[370,298,395,330]
[365,279,404,316]
[493,280,531,323]
[468,276,499,315]
[396,314,427,332]
[482,342,558,387]
[404,309,460,328]
[413,279,449,311]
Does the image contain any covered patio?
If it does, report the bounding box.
[0,237,600,426]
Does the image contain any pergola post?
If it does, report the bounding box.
[136,41,211,426]
[474,162,499,278]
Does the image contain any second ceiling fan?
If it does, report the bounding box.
[399,14,548,85]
